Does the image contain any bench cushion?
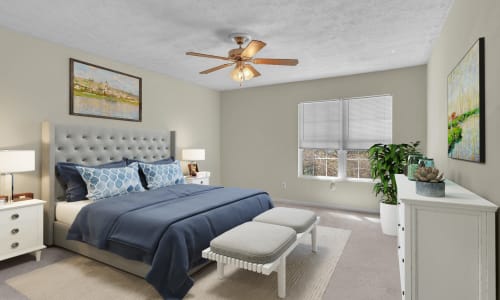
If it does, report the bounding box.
[253,207,317,233]
[210,222,296,264]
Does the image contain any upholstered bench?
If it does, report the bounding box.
[253,207,318,252]
[202,208,319,298]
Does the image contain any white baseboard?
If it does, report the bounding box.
[273,198,380,215]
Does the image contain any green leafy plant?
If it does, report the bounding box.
[368,142,420,205]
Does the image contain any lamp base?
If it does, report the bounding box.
[9,173,14,205]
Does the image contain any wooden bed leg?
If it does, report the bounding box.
[311,225,318,253]
[277,256,286,298]
[217,262,225,279]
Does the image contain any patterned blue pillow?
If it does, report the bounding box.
[76,162,145,200]
[138,160,185,190]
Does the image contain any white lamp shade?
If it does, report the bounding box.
[0,150,36,174]
[182,149,205,161]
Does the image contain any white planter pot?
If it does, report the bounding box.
[380,202,398,236]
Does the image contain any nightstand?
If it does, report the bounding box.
[185,175,210,185]
[0,199,46,262]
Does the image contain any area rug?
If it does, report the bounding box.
[7,226,350,300]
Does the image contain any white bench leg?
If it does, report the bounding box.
[311,225,318,253]
[217,262,225,279]
[277,256,286,298]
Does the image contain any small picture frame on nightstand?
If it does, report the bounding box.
[188,163,199,176]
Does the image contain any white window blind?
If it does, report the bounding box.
[299,100,341,149]
[299,95,392,150]
[344,95,392,149]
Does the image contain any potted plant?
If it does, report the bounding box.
[414,166,445,197]
[368,142,420,236]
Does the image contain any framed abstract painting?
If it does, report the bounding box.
[70,58,142,122]
[447,38,485,163]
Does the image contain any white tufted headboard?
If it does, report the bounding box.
[41,121,176,244]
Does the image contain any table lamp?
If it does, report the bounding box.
[182,149,205,176]
[0,150,35,204]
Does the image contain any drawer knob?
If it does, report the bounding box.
[11,242,19,249]
[402,227,405,231]
[11,213,20,220]
[11,228,19,235]
[398,245,400,249]
[402,258,405,263]
[200,181,204,184]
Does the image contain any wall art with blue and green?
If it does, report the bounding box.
[447,38,485,163]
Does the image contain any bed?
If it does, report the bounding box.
[41,122,273,299]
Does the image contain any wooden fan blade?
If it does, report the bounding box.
[245,64,261,78]
[241,40,266,58]
[252,58,299,66]
[186,52,233,61]
[199,63,234,74]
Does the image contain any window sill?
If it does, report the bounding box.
[298,175,375,183]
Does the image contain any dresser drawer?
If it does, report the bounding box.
[0,205,40,226]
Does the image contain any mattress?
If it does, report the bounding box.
[56,200,93,225]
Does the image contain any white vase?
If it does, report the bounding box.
[380,202,398,236]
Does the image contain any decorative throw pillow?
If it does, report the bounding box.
[123,157,174,165]
[55,160,127,202]
[76,162,145,200]
[138,160,185,190]
[123,157,174,189]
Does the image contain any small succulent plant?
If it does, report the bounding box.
[414,167,444,183]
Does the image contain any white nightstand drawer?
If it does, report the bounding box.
[0,218,39,240]
[0,233,39,256]
[185,176,210,185]
[0,205,40,226]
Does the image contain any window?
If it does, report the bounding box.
[298,95,392,180]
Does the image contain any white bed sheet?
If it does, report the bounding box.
[55,200,93,225]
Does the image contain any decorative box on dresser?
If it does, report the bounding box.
[0,199,46,262]
[395,174,497,300]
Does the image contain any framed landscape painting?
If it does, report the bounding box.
[447,38,485,163]
[70,58,142,122]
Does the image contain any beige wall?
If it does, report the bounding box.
[426,0,500,288]
[0,26,221,198]
[221,66,427,212]
[427,0,499,199]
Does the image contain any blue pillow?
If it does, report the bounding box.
[55,160,126,202]
[76,162,145,200]
[124,157,174,189]
[138,160,185,190]
[123,157,174,165]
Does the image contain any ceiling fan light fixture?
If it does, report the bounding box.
[230,64,254,82]
[186,34,298,84]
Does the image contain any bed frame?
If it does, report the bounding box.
[41,121,176,277]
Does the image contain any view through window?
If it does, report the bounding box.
[299,95,392,180]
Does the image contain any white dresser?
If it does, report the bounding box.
[396,174,496,300]
[0,199,46,261]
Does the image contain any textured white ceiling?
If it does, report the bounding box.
[0,0,453,91]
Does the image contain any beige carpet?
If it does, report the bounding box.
[7,226,350,300]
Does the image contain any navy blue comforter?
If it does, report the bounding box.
[67,184,273,299]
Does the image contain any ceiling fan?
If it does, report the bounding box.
[186,33,299,83]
